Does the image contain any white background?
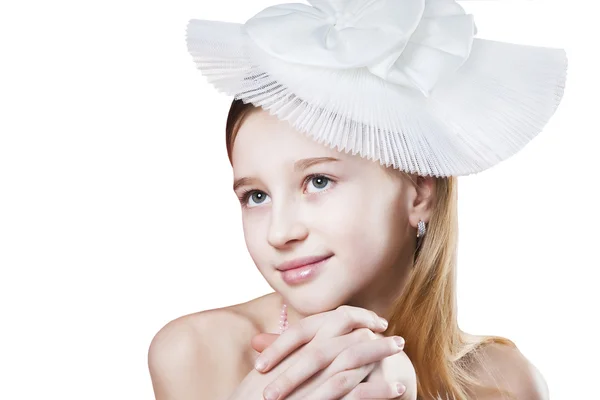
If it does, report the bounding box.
[0,1,597,399]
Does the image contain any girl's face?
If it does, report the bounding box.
[231,109,430,316]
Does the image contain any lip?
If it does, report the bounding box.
[279,255,332,285]
[276,254,333,271]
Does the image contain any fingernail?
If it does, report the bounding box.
[379,317,388,329]
[255,356,267,372]
[393,336,405,349]
[264,386,280,400]
[396,383,406,395]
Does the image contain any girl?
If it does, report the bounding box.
[150,0,566,398]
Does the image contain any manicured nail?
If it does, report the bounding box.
[379,317,388,329]
[255,356,267,371]
[264,386,280,400]
[396,383,406,396]
[393,336,405,349]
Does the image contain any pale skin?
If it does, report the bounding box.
[148,108,550,399]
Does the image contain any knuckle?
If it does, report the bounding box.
[372,332,385,339]
[353,327,376,341]
[331,371,353,392]
[365,328,378,340]
[337,306,381,330]
[309,347,330,368]
[337,307,353,324]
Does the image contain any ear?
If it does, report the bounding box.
[407,175,436,229]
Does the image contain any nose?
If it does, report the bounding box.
[267,198,308,248]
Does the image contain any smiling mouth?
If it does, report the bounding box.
[279,255,332,285]
[276,253,334,271]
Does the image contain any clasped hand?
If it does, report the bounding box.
[250,305,417,400]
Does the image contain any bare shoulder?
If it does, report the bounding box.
[148,294,275,400]
[466,339,549,400]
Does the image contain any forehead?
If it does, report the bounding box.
[231,108,360,169]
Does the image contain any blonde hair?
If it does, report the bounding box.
[225,99,517,399]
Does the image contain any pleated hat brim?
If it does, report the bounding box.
[185,19,567,177]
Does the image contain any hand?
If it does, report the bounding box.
[252,332,416,400]
[365,333,418,400]
[252,305,408,399]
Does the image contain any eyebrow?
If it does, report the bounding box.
[232,156,341,192]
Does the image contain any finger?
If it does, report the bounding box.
[262,332,403,400]
[254,315,322,372]
[339,381,406,400]
[255,306,387,372]
[303,363,375,400]
[315,305,388,339]
[251,333,279,353]
[327,335,404,372]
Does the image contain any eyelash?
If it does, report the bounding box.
[237,174,335,207]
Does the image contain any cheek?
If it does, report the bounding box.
[241,215,269,270]
[323,189,408,274]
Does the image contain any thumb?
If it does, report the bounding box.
[251,333,280,353]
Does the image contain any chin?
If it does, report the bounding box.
[283,288,350,317]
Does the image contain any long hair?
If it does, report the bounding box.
[224,98,517,399]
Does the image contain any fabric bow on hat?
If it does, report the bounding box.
[244,0,477,97]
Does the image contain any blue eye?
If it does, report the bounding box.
[308,175,330,191]
[237,174,334,208]
[239,190,268,206]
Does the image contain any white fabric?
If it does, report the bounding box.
[244,0,475,97]
[185,0,568,177]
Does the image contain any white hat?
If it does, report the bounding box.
[185,0,567,177]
